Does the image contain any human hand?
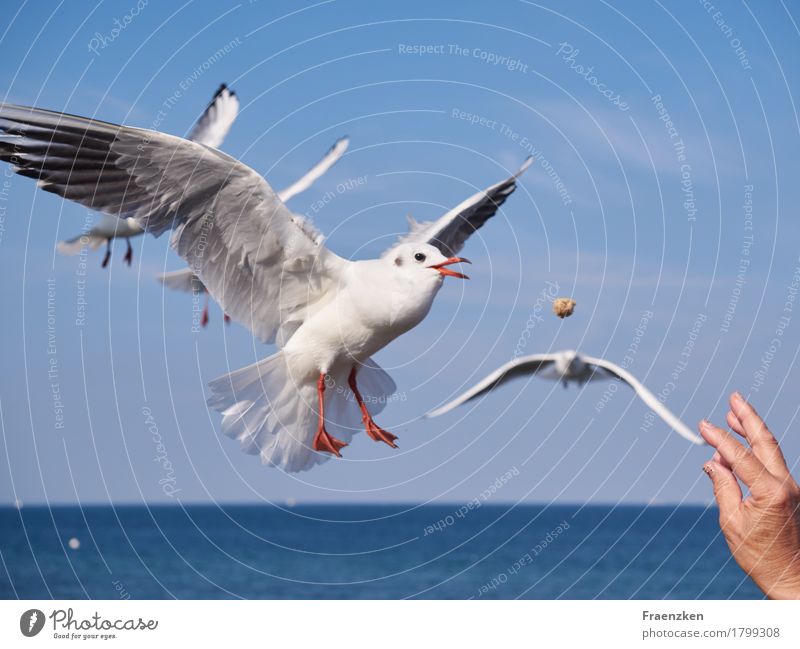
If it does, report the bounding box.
[699,392,800,599]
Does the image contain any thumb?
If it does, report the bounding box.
[704,460,743,519]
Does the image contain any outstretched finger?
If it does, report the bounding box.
[726,410,746,439]
[699,420,775,496]
[729,393,790,479]
[713,450,732,471]
[703,460,742,520]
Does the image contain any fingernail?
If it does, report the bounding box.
[732,391,743,402]
[703,464,714,476]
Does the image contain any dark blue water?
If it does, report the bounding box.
[0,504,762,599]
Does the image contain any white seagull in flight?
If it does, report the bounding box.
[0,101,530,471]
[56,83,240,267]
[157,135,350,327]
[426,349,704,445]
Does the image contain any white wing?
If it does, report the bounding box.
[276,136,349,203]
[157,268,205,293]
[57,85,236,254]
[0,103,348,344]
[187,84,239,148]
[583,355,704,445]
[56,231,108,255]
[393,156,532,257]
[160,135,349,298]
[426,353,558,418]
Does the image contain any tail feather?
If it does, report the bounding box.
[207,352,397,472]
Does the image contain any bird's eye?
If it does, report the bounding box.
[414,252,426,262]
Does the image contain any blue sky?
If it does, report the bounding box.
[1,0,799,505]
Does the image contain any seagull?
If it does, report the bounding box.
[426,349,704,444]
[0,101,531,471]
[157,135,350,327]
[55,83,240,267]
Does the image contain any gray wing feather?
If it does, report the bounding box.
[276,136,349,203]
[425,353,556,418]
[583,355,704,445]
[187,84,239,148]
[394,156,532,257]
[157,268,205,293]
[0,103,346,344]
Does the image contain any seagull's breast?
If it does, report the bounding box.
[284,262,437,369]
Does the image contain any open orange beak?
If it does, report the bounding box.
[429,257,471,279]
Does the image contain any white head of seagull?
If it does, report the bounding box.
[389,242,470,279]
[0,100,530,472]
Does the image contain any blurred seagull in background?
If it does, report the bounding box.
[426,349,704,445]
[56,83,239,267]
[157,135,350,327]
[0,100,530,471]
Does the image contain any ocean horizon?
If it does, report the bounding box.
[0,503,762,600]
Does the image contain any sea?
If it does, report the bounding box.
[0,504,762,599]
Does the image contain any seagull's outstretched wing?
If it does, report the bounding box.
[426,353,557,418]
[58,86,235,255]
[157,268,205,293]
[276,136,349,203]
[159,135,349,297]
[0,103,347,344]
[394,156,532,257]
[583,355,704,445]
[187,84,239,148]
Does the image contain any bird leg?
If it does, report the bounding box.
[123,237,133,266]
[348,366,398,448]
[200,293,209,328]
[101,239,111,268]
[312,373,347,457]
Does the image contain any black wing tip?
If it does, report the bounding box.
[332,135,349,150]
[214,83,236,98]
